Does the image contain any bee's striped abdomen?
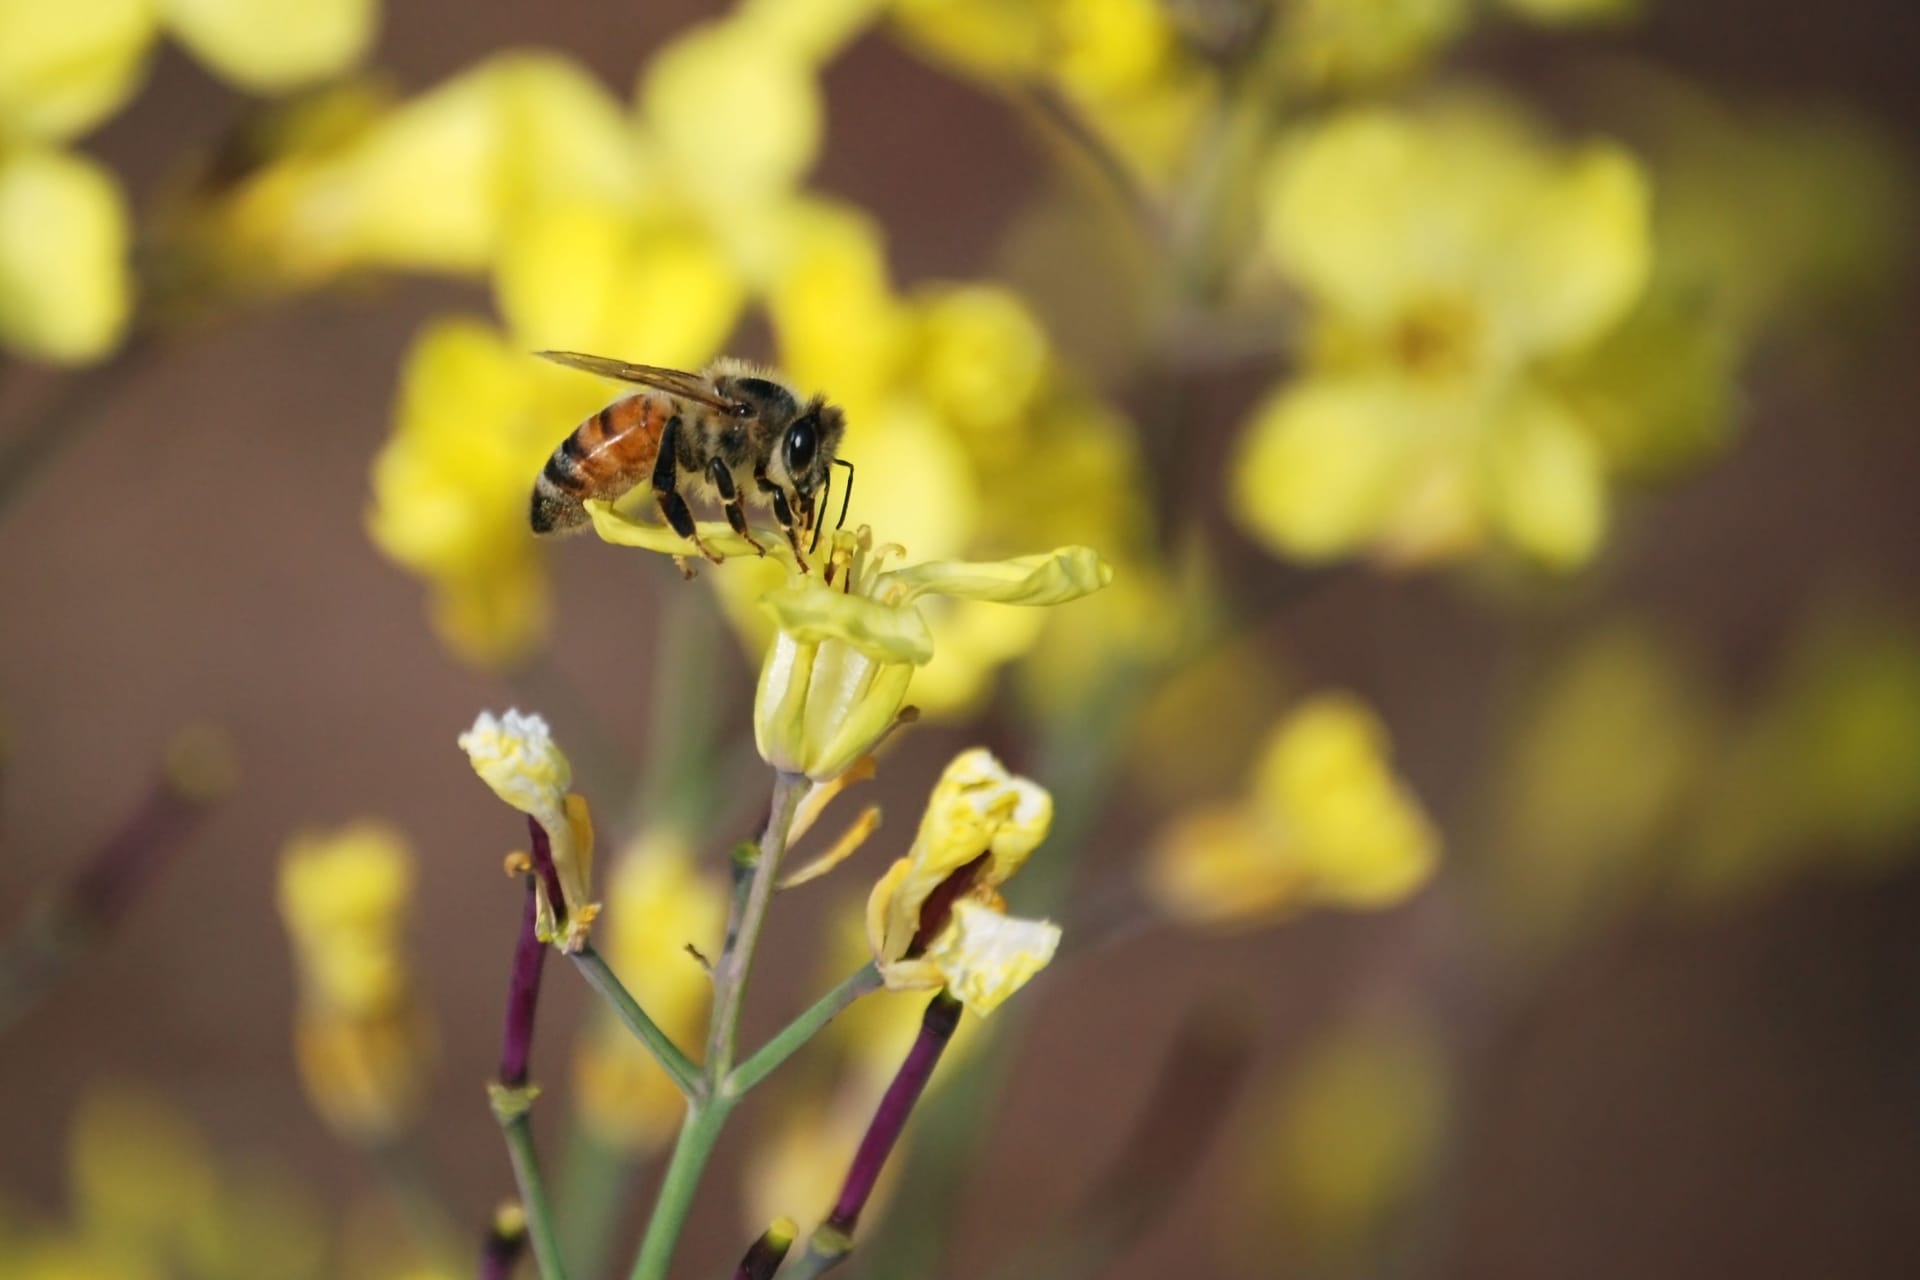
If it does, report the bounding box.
[530,394,672,535]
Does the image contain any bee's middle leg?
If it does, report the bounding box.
[707,458,766,556]
[655,420,722,564]
[755,469,809,573]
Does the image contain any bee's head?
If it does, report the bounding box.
[773,396,846,522]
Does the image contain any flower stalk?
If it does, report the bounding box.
[790,992,965,1277]
[489,874,569,1280]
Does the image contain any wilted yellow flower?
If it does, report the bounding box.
[0,146,131,363]
[458,709,598,947]
[862,749,1061,1014]
[277,822,433,1143]
[1146,694,1438,927]
[1236,102,1652,569]
[573,830,727,1151]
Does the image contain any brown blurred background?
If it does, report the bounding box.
[3,1,1919,1277]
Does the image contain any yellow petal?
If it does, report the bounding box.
[585,499,790,566]
[1228,375,1423,563]
[1254,695,1439,909]
[760,580,935,665]
[924,899,1060,1016]
[0,0,156,141]
[329,53,637,274]
[1480,388,1608,569]
[160,0,376,93]
[0,147,131,363]
[1488,142,1651,357]
[1143,807,1306,927]
[886,545,1114,607]
[494,199,744,368]
[278,821,415,1014]
[641,17,821,201]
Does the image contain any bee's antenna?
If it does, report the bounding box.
[833,458,855,531]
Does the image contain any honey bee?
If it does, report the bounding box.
[530,351,851,569]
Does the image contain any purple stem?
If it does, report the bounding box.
[524,815,567,927]
[827,993,963,1234]
[69,777,206,928]
[496,878,547,1087]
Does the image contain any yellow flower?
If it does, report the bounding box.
[860,749,1061,1014]
[1146,694,1438,927]
[159,0,378,93]
[0,145,131,363]
[573,831,727,1151]
[458,708,598,947]
[277,822,433,1143]
[754,528,1112,782]
[1235,102,1652,569]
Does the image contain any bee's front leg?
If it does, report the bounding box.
[707,458,766,556]
[755,469,810,573]
[656,419,722,564]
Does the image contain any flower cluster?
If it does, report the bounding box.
[0,0,378,362]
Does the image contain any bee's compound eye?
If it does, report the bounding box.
[783,417,818,478]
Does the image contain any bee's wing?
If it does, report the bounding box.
[536,351,741,414]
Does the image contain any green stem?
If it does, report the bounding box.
[572,945,703,1098]
[707,772,807,1076]
[627,1098,732,1280]
[502,1114,570,1280]
[726,962,881,1098]
[624,771,808,1280]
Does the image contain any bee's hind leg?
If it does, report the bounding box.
[655,419,723,565]
[707,458,766,556]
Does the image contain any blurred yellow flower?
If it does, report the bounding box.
[277,822,434,1144]
[40,1086,328,1280]
[573,830,727,1151]
[1235,102,1652,569]
[1230,1015,1447,1263]
[1146,694,1437,927]
[1688,611,1920,897]
[1281,0,1470,91]
[889,0,1211,185]
[0,145,131,363]
[864,749,1061,1014]
[367,319,614,666]
[0,0,154,142]
[458,709,598,947]
[160,0,377,93]
[1486,623,1713,949]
